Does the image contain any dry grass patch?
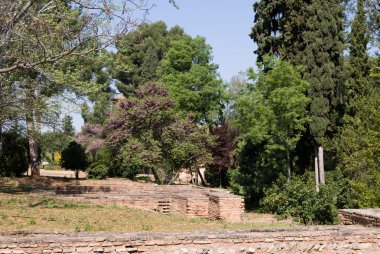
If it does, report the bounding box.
[0,194,295,232]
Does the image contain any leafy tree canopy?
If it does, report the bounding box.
[105,82,213,183]
[158,36,224,125]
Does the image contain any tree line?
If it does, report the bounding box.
[0,0,379,224]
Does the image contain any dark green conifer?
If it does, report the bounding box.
[250,0,285,62]
[346,0,371,114]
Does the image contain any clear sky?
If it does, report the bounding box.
[148,0,257,82]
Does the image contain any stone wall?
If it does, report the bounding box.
[1,226,380,253]
[339,209,380,227]
[208,194,244,223]
[171,195,188,215]
[47,181,244,222]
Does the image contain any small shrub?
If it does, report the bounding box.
[60,141,87,172]
[84,223,95,231]
[261,174,338,225]
[27,219,36,225]
[0,131,29,177]
[142,224,153,231]
[54,151,62,165]
[338,171,380,208]
[87,163,108,180]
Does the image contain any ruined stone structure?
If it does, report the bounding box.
[1,226,380,253]
[38,180,244,223]
[340,209,380,227]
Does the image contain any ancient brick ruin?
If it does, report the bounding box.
[340,209,380,227]
[40,179,244,223]
[1,226,380,253]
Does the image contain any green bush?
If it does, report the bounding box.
[0,131,29,177]
[229,140,284,210]
[338,171,380,208]
[87,163,108,180]
[261,174,339,225]
[60,141,87,171]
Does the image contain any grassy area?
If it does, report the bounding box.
[0,178,50,193]
[0,194,295,232]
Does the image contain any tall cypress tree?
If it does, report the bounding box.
[346,0,371,114]
[301,0,345,190]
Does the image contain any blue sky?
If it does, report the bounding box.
[148,1,257,81]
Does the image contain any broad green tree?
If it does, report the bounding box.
[234,59,310,182]
[158,36,224,125]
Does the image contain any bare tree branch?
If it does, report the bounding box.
[0,0,151,74]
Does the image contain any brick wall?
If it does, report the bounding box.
[339,209,380,227]
[208,194,243,223]
[171,195,188,215]
[49,182,245,222]
[1,226,380,253]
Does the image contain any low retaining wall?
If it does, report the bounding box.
[50,183,244,222]
[340,209,380,227]
[1,226,380,254]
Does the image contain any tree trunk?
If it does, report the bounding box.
[197,168,206,187]
[0,123,3,158]
[36,109,41,135]
[286,148,291,182]
[219,167,222,188]
[151,168,161,184]
[27,114,40,177]
[189,168,194,185]
[314,145,320,193]
[318,146,325,184]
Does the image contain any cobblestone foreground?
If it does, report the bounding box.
[1,226,380,254]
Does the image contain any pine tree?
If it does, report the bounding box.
[113,22,186,95]
[63,115,75,137]
[140,47,160,85]
[250,0,286,62]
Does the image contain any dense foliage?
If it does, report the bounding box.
[158,36,224,124]
[0,131,29,177]
[60,142,87,173]
[230,59,310,207]
[261,174,339,225]
[105,83,213,183]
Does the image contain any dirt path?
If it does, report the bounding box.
[25,168,87,179]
